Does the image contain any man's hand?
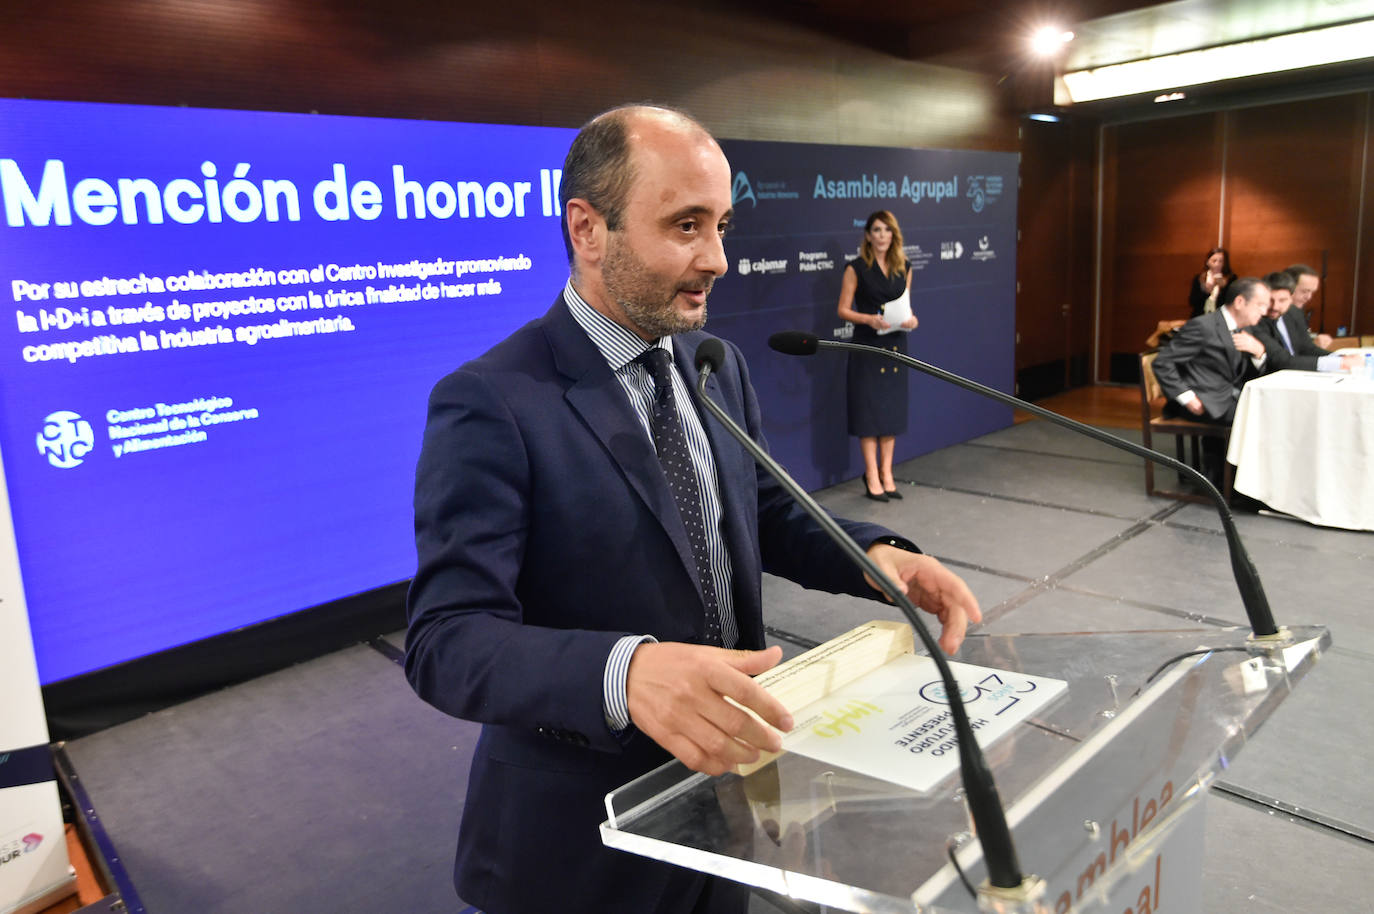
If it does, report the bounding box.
[626,643,793,776]
[864,545,982,655]
[1232,330,1265,358]
[1339,352,1364,371]
[1316,333,1334,348]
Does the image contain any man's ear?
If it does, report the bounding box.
[565,198,606,267]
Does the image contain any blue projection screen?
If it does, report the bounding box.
[1,100,576,682]
[1,100,1017,685]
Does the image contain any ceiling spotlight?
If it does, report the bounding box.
[1032,26,1074,56]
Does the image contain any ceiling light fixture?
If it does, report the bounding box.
[1057,19,1374,104]
[1032,26,1075,57]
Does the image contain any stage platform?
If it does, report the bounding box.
[61,419,1373,912]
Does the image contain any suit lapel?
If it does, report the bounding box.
[543,297,703,600]
[1215,311,1242,374]
[672,339,746,497]
[1282,308,1305,352]
[675,341,750,538]
[674,335,765,646]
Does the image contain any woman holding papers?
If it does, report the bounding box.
[1188,247,1236,317]
[837,210,917,502]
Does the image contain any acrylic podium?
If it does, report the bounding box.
[601,625,1329,913]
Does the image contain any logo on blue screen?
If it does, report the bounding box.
[966,174,1005,213]
[967,176,986,213]
[36,411,94,468]
[732,172,757,208]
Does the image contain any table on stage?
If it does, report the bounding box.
[1227,357,1374,531]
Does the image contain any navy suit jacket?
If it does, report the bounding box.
[405,294,896,913]
[1151,309,1264,422]
[1252,307,1331,371]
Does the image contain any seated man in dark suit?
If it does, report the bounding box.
[1252,270,1360,373]
[1152,277,1272,485]
[1286,263,1333,349]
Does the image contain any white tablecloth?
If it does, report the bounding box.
[1227,360,1374,531]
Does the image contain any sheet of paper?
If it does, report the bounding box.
[780,654,1068,793]
[877,287,912,335]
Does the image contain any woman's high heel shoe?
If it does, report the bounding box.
[863,484,889,502]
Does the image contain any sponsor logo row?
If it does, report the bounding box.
[941,235,998,262]
[734,236,998,279]
[733,171,1005,214]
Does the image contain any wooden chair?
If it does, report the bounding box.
[1138,352,1233,503]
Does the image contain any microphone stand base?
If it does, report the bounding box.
[977,875,1048,913]
[1248,626,1294,647]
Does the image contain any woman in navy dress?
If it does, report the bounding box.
[836,210,917,502]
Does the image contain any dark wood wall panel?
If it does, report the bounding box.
[1016,118,1096,398]
[1018,121,1074,371]
[1,1,1018,151]
[1359,95,1374,337]
[1100,91,1374,380]
[1225,95,1367,336]
[1101,113,1224,377]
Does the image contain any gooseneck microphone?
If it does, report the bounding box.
[767,330,1280,640]
[693,338,1026,893]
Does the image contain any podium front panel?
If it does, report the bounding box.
[601,626,1329,913]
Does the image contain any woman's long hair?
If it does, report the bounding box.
[1204,246,1235,280]
[860,210,906,277]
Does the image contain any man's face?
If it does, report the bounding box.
[1233,287,1269,328]
[1267,288,1292,320]
[599,120,733,341]
[1293,274,1319,309]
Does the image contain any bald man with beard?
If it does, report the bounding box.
[404,104,982,914]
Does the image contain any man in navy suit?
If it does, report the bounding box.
[1252,270,1358,373]
[404,105,982,914]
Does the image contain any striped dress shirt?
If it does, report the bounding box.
[561,281,738,732]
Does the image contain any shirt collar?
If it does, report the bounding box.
[563,278,672,371]
[1221,306,1239,333]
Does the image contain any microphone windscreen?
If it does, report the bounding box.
[768,330,819,355]
[695,338,727,373]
